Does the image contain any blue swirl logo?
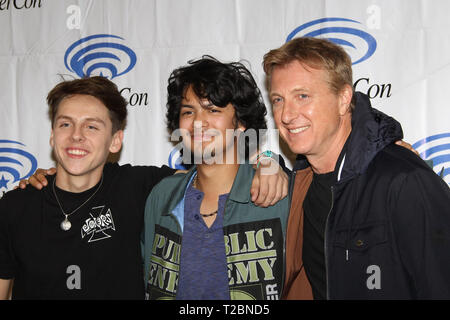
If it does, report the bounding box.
[168,147,187,170]
[412,132,450,185]
[286,17,377,65]
[0,140,38,191]
[64,34,137,79]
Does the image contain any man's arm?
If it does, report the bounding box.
[0,279,12,300]
[0,194,15,300]
[248,141,419,208]
[250,152,289,207]
[392,169,450,298]
[19,164,289,208]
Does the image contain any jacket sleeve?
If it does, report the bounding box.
[0,194,17,279]
[391,169,450,298]
[141,186,159,288]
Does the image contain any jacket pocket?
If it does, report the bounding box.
[333,221,387,252]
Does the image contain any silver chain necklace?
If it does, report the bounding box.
[52,175,104,231]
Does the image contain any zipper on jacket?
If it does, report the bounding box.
[324,186,334,300]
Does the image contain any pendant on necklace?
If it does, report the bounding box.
[60,216,72,231]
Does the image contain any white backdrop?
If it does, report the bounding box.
[1,0,449,194]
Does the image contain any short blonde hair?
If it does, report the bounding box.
[263,37,355,110]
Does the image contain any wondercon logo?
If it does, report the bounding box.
[287,17,377,65]
[412,132,450,185]
[0,140,38,191]
[64,34,137,79]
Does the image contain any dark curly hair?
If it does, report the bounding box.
[166,55,267,159]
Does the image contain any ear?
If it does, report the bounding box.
[338,84,353,116]
[109,130,124,153]
[50,130,54,148]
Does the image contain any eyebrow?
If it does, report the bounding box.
[55,115,106,126]
[180,102,215,109]
[85,117,106,125]
[270,87,309,97]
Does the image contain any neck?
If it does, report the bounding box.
[308,118,352,174]
[55,165,104,193]
[195,162,239,195]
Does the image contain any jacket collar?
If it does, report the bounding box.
[228,163,254,203]
[163,163,254,216]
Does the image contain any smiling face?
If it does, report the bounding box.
[178,86,244,163]
[50,94,123,181]
[270,60,352,165]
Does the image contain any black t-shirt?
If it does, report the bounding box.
[302,138,349,300]
[302,170,335,300]
[0,162,175,299]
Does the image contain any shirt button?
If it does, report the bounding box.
[196,195,201,200]
[205,233,210,239]
[194,214,199,220]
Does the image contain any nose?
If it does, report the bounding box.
[193,120,203,130]
[280,100,299,125]
[193,111,209,130]
[71,124,85,142]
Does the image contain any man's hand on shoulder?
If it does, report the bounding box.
[395,140,419,156]
[250,153,289,207]
[0,279,12,300]
[18,168,56,190]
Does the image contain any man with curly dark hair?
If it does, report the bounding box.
[142,56,289,300]
[166,56,270,165]
[166,56,267,137]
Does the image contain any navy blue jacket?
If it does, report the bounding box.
[290,92,450,299]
